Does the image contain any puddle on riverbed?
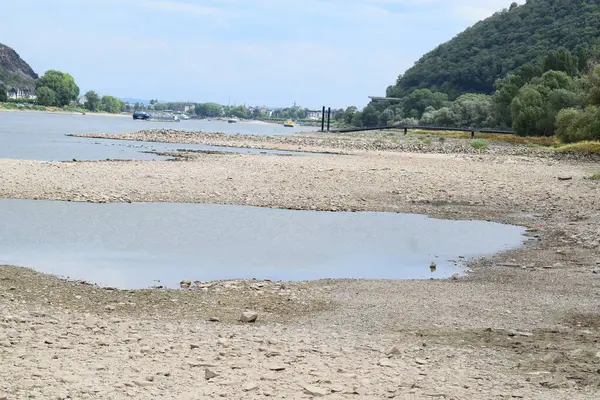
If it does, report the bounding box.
[0,199,525,289]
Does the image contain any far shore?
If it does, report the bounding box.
[0,107,130,118]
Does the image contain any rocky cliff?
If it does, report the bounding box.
[0,42,38,89]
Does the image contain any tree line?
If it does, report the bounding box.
[342,49,600,142]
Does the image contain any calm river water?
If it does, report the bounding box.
[0,111,316,161]
[0,199,526,289]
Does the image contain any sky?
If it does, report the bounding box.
[0,0,522,108]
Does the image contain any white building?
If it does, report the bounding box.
[7,87,36,100]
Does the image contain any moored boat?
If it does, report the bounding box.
[283,120,295,127]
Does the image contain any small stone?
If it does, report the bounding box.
[557,176,572,181]
[303,385,329,397]
[243,382,259,392]
[268,364,286,371]
[217,338,230,347]
[208,317,220,322]
[415,358,427,365]
[0,393,7,400]
[595,351,600,358]
[205,368,219,380]
[190,343,200,350]
[240,311,258,323]
[133,380,153,387]
[378,358,394,367]
[104,305,115,311]
[386,346,402,355]
[180,280,192,289]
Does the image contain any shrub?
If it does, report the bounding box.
[471,139,489,149]
[555,106,600,143]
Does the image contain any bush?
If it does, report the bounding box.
[471,139,489,149]
[555,106,600,143]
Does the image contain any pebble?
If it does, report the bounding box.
[240,311,258,323]
[208,317,220,322]
[268,363,286,371]
[415,358,427,365]
[243,382,259,392]
[303,385,329,397]
[386,346,402,355]
[205,368,219,380]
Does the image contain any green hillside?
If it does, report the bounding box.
[387,0,600,99]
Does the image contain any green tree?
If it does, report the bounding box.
[510,86,548,136]
[451,93,493,127]
[83,90,101,112]
[351,111,362,127]
[36,70,79,106]
[36,86,58,106]
[101,96,124,113]
[584,64,600,105]
[0,83,7,102]
[361,104,380,126]
[344,106,358,124]
[402,89,448,119]
[195,102,224,118]
[491,74,526,128]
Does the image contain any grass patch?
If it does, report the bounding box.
[438,136,446,143]
[421,137,432,145]
[410,129,558,147]
[470,139,489,150]
[586,172,600,180]
[555,141,600,154]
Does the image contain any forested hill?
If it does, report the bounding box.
[0,42,38,90]
[387,0,600,99]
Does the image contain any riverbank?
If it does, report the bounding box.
[0,107,129,117]
[71,128,600,160]
[1,133,599,398]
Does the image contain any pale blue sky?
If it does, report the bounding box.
[0,0,521,108]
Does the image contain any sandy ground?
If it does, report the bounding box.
[1,131,600,399]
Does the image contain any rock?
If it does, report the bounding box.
[208,317,220,322]
[217,338,230,347]
[595,351,600,358]
[415,358,427,365]
[243,382,259,392]
[205,368,219,380]
[386,346,402,355]
[240,311,258,323]
[180,280,192,289]
[303,385,329,397]
[104,305,115,311]
[133,380,153,387]
[0,393,6,400]
[378,358,394,367]
[268,363,286,371]
[557,176,573,181]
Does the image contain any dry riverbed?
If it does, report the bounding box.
[1,130,600,399]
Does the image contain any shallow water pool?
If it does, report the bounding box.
[0,199,525,289]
